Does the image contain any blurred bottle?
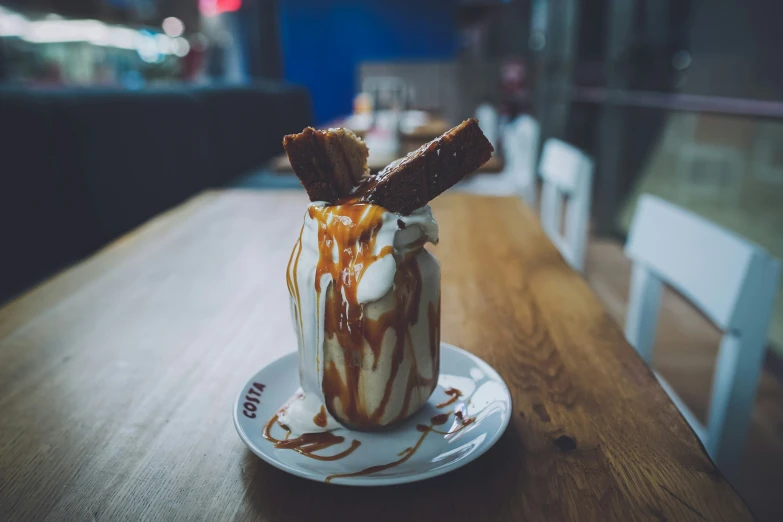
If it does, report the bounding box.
[181,34,208,82]
[362,77,406,161]
[500,59,528,120]
[354,92,373,115]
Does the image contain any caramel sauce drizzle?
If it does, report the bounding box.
[324,424,431,483]
[431,417,475,435]
[430,413,450,425]
[435,387,462,408]
[286,226,305,341]
[280,202,467,481]
[293,203,438,429]
[261,387,475,481]
[324,388,474,483]
[263,413,361,461]
[313,405,328,428]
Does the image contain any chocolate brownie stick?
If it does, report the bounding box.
[283,127,369,202]
[350,118,494,214]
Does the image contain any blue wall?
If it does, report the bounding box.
[279,0,458,124]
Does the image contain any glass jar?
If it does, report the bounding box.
[287,203,440,431]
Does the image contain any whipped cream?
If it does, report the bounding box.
[280,203,439,435]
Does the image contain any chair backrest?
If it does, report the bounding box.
[625,194,781,478]
[538,138,593,271]
[475,103,499,151]
[501,115,540,206]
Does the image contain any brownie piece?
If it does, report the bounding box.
[283,127,369,202]
[351,118,493,214]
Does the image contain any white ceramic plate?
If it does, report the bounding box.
[234,343,512,486]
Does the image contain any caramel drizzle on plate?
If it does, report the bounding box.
[324,388,474,483]
[263,413,361,461]
[435,387,462,408]
[261,387,474,481]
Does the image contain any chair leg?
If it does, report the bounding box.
[519,180,536,208]
[706,333,765,482]
[706,256,780,482]
[540,182,562,240]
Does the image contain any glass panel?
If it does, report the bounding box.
[617,111,783,354]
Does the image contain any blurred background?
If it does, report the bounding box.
[2,0,783,519]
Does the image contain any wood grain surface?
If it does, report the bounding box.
[0,190,754,521]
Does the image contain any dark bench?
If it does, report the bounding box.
[0,83,312,302]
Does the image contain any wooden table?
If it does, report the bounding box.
[0,191,753,521]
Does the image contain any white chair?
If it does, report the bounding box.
[625,194,781,480]
[539,138,593,272]
[456,115,539,205]
[475,103,499,151]
[504,115,540,206]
